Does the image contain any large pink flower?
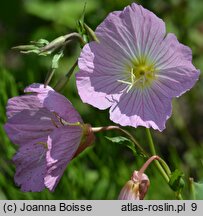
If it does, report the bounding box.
[76,3,200,131]
[4,83,94,192]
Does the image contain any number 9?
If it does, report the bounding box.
[191,203,197,211]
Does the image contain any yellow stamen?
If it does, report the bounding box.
[118,58,156,91]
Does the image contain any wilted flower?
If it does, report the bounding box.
[76,3,200,131]
[118,172,149,200]
[4,83,94,192]
[118,156,159,200]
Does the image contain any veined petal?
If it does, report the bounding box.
[155,66,200,98]
[45,125,82,191]
[122,3,166,59]
[96,11,139,63]
[76,2,199,131]
[6,83,53,119]
[6,94,43,119]
[110,88,171,131]
[13,138,47,192]
[152,34,193,70]
[43,90,83,123]
[76,74,113,109]
[76,43,126,109]
[4,108,57,146]
[25,83,82,123]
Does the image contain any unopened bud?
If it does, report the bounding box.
[118,180,139,200]
[118,172,150,200]
[118,155,160,200]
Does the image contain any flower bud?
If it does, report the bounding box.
[118,156,160,200]
[118,171,150,200]
[118,180,140,200]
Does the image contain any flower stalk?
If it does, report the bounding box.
[54,60,78,92]
[146,128,170,183]
[146,128,183,200]
[92,126,147,156]
[189,177,196,200]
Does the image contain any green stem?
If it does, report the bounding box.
[54,60,78,92]
[44,68,55,88]
[146,128,184,200]
[176,193,183,200]
[189,177,196,200]
[145,128,169,183]
[92,126,148,156]
[158,157,171,177]
[84,23,99,42]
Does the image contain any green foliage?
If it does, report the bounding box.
[24,0,99,28]
[106,136,137,155]
[194,182,203,200]
[169,169,185,192]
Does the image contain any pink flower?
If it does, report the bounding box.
[118,172,149,200]
[76,3,200,131]
[4,83,94,192]
[118,156,159,200]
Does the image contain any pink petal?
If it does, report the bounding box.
[76,3,199,131]
[110,88,172,131]
[6,94,43,119]
[24,83,54,94]
[43,90,83,123]
[155,65,200,98]
[76,3,167,111]
[118,180,139,200]
[76,42,126,110]
[25,83,82,123]
[96,11,138,63]
[45,126,82,191]
[4,108,58,146]
[121,3,166,58]
[152,34,193,70]
[13,138,47,192]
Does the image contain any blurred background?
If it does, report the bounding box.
[0,0,203,199]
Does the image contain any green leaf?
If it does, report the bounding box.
[169,169,185,192]
[52,51,64,69]
[77,2,86,33]
[193,182,203,200]
[105,136,130,144]
[105,136,137,156]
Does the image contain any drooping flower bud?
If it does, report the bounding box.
[118,180,140,200]
[118,155,159,200]
[118,171,150,200]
